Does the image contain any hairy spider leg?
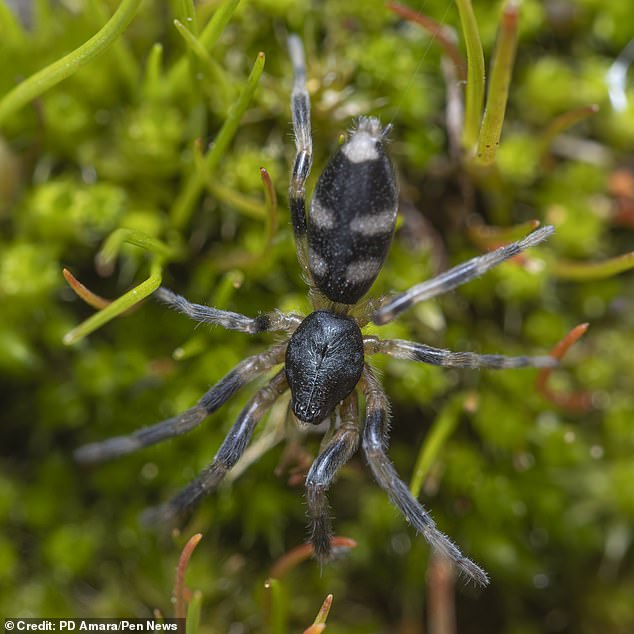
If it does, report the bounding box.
[74,344,287,464]
[142,370,289,524]
[372,225,555,325]
[288,34,313,278]
[364,337,557,369]
[156,288,302,334]
[305,393,360,561]
[288,37,398,307]
[360,367,489,586]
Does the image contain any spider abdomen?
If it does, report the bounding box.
[285,310,364,424]
[308,117,398,304]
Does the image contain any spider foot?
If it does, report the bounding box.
[310,524,334,564]
[310,535,357,567]
[454,554,490,587]
[307,484,335,563]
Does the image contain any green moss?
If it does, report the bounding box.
[0,242,59,299]
[518,56,610,123]
[19,179,127,246]
[43,524,100,577]
[495,131,540,186]
[0,0,632,631]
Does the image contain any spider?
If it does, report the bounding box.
[76,36,557,587]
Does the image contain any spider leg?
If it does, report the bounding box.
[365,337,556,369]
[305,394,360,562]
[142,369,288,524]
[74,344,287,464]
[372,225,554,325]
[156,288,302,334]
[360,366,489,586]
[288,34,313,276]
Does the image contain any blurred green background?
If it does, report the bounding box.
[1,0,633,632]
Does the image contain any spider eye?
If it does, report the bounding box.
[285,311,364,424]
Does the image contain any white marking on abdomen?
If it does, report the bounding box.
[310,200,335,229]
[349,209,396,236]
[345,258,381,283]
[309,247,329,277]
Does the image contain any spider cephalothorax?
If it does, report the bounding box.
[76,36,558,587]
[286,311,364,424]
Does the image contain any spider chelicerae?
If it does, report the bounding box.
[76,36,557,586]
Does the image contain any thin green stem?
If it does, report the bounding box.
[264,578,287,634]
[475,0,520,165]
[213,270,245,307]
[206,181,267,218]
[170,51,265,230]
[172,336,209,361]
[0,0,143,128]
[198,0,241,50]
[96,228,181,274]
[174,0,201,110]
[167,0,241,87]
[185,591,202,634]
[206,167,279,272]
[173,18,233,104]
[63,258,163,345]
[173,18,216,69]
[193,135,265,219]
[551,251,634,280]
[142,43,164,100]
[455,0,485,153]
[410,392,470,498]
[176,0,200,35]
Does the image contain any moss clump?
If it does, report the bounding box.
[1,0,633,631]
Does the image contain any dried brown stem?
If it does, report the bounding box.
[173,533,203,619]
[269,537,357,579]
[536,323,592,412]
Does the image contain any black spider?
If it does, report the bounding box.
[76,36,557,586]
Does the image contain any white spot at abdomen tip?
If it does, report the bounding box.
[342,131,379,163]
